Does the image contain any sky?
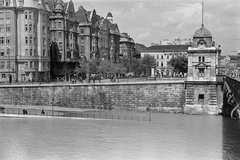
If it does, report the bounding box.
[73,0,240,55]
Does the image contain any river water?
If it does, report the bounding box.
[0,113,240,160]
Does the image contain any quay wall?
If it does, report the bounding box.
[0,81,185,113]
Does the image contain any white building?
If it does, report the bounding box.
[0,0,51,82]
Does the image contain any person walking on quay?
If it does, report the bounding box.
[41,109,45,116]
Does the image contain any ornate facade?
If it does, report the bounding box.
[119,32,135,59]
[0,0,51,82]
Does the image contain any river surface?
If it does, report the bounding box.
[0,112,240,160]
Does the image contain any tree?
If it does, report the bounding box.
[74,57,88,79]
[89,58,101,74]
[141,54,157,76]
[168,56,188,73]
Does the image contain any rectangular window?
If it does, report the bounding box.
[198,68,205,77]
[29,24,32,32]
[29,37,32,44]
[0,51,4,56]
[80,46,84,52]
[5,12,10,20]
[0,37,4,44]
[6,0,10,6]
[25,12,27,19]
[58,32,62,39]
[0,12,4,20]
[7,61,10,69]
[0,25,4,32]
[6,26,10,32]
[2,74,6,78]
[198,94,204,104]
[43,38,46,45]
[30,62,33,68]
[25,24,28,31]
[43,50,45,56]
[30,49,32,56]
[6,38,10,44]
[58,22,62,27]
[59,42,62,49]
[0,61,5,69]
[43,26,45,34]
[25,37,28,44]
[29,12,32,19]
[199,56,205,62]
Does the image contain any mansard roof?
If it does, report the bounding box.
[142,44,191,52]
[76,5,89,23]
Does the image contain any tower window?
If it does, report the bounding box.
[198,68,205,77]
[199,56,205,62]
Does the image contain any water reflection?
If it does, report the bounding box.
[222,117,240,160]
[0,113,239,160]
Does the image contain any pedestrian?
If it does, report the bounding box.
[41,108,45,115]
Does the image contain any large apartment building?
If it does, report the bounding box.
[0,0,51,82]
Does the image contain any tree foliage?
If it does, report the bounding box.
[141,54,157,76]
[168,56,188,73]
[74,58,88,78]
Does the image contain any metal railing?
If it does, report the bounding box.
[0,108,151,122]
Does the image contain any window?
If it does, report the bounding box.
[25,24,28,31]
[25,62,28,68]
[25,37,28,44]
[0,12,4,20]
[161,62,163,67]
[167,55,169,59]
[25,49,28,55]
[58,22,62,27]
[0,61,5,69]
[43,26,45,34]
[198,94,204,104]
[30,62,33,68]
[81,37,84,43]
[6,26,10,32]
[198,68,205,77]
[25,12,27,19]
[58,32,62,39]
[161,55,163,59]
[5,12,10,20]
[29,37,32,44]
[29,12,32,19]
[6,0,10,6]
[29,24,32,31]
[81,46,84,52]
[0,37,4,44]
[6,38,10,44]
[43,38,46,45]
[59,42,62,49]
[43,50,45,56]
[67,51,71,58]
[0,51,4,56]
[7,61,10,69]
[30,49,32,56]
[199,56,205,62]
[0,25,4,32]
[2,74,6,78]
[80,28,84,34]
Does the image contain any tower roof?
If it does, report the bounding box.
[106,12,113,18]
[193,26,212,38]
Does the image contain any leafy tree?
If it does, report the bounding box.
[168,56,188,73]
[141,54,157,76]
[74,58,88,79]
[98,60,114,77]
[89,58,101,74]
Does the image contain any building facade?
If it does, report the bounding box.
[185,25,222,115]
[0,0,51,82]
[119,32,135,59]
[141,45,190,77]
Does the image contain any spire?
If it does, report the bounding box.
[202,1,204,27]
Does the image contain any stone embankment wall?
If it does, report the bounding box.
[0,81,185,113]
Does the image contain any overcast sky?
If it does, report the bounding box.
[74,0,240,55]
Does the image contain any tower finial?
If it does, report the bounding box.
[202,1,204,27]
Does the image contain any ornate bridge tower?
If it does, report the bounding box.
[184,24,222,115]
